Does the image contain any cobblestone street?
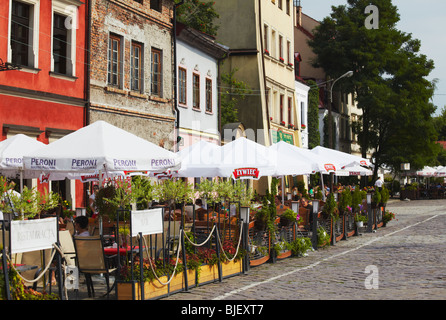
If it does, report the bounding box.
[68,199,446,304]
[162,199,446,301]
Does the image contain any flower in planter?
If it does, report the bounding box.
[279,57,284,63]
[383,210,396,224]
[288,63,294,67]
[264,49,270,55]
[301,124,306,129]
[280,121,286,126]
[288,124,294,129]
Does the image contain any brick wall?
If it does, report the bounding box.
[89,0,176,150]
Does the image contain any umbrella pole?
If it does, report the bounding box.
[281,176,285,205]
[20,169,23,193]
[321,173,326,201]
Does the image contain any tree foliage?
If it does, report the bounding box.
[220,68,252,127]
[308,0,438,177]
[176,0,220,36]
[307,80,321,149]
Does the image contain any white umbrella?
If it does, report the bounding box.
[219,137,276,180]
[311,146,372,170]
[0,134,46,177]
[268,141,319,176]
[0,134,48,191]
[336,165,373,176]
[175,140,222,178]
[416,166,437,177]
[23,121,181,179]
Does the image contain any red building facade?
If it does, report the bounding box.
[0,0,88,207]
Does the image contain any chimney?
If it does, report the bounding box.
[294,1,302,27]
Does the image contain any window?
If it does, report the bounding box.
[263,24,269,53]
[131,42,143,91]
[151,0,162,12]
[192,74,200,109]
[151,48,162,96]
[10,0,33,67]
[53,13,70,75]
[205,78,212,113]
[280,94,284,123]
[278,0,282,10]
[271,30,276,57]
[108,34,122,86]
[287,41,291,64]
[288,97,292,126]
[279,35,283,61]
[178,67,187,105]
[286,0,290,15]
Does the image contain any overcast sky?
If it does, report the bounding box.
[299,0,446,115]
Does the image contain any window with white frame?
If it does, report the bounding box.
[192,73,200,109]
[178,67,187,105]
[51,1,78,76]
[205,78,212,113]
[9,0,39,68]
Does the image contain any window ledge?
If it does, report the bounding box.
[149,95,169,103]
[49,71,77,81]
[18,66,41,74]
[129,91,148,99]
[105,86,127,95]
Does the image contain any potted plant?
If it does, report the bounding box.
[317,226,330,248]
[354,208,368,227]
[279,57,284,63]
[280,208,299,227]
[280,120,286,126]
[371,190,381,209]
[301,124,306,129]
[380,186,390,208]
[382,210,396,226]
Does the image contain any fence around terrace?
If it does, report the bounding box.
[0,196,388,300]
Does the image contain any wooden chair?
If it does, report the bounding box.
[59,230,76,267]
[72,235,117,299]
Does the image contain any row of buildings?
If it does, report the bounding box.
[0,0,363,208]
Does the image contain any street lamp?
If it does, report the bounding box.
[327,70,354,149]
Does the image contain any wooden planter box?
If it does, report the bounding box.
[117,269,196,300]
[117,260,242,300]
[199,260,243,284]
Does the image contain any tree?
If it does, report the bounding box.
[220,68,252,127]
[176,0,220,36]
[306,80,321,149]
[308,0,438,178]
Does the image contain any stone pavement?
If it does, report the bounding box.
[64,198,446,302]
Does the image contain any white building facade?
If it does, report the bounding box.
[175,25,228,150]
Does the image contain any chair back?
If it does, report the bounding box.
[298,207,310,227]
[59,230,76,266]
[73,236,107,274]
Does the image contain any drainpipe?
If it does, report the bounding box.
[84,0,91,127]
[173,0,185,152]
[83,0,92,209]
[258,0,272,146]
